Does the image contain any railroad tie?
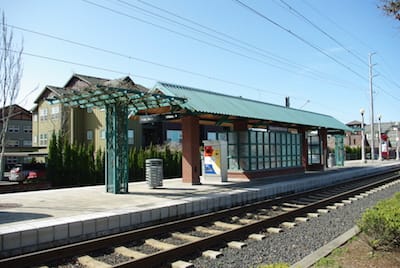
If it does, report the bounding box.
[342,199,352,204]
[257,215,271,220]
[195,226,223,235]
[326,205,338,210]
[295,217,309,222]
[77,255,112,268]
[248,233,266,241]
[202,250,223,259]
[281,207,296,212]
[171,260,194,268]
[171,232,201,242]
[282,202,305,208]
[281,222,297,228]
[145,238,176,251]
[227,241,247,249]
[307,213,319,218]
[114,246,148,259]
[238,218,258,224]
[213,221,242,229]
[317,209,329,214]
[334,202,345,207]
[267,227,283,234]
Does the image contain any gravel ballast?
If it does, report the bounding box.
[189,180,400,268]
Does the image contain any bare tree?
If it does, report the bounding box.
[0,13,23,179]
[379,0,400,21]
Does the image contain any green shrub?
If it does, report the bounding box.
[358,192,400,250]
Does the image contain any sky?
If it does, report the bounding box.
[1,0,399,125]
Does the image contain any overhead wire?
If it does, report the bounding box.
[80,0,365,91]
[277,0,368,67]
[232,0,369,83]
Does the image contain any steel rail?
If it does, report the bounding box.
[114,172,400,267]
[1,167,399,267]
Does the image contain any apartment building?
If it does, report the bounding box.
[32,74,144,153]
[0,104,33,167]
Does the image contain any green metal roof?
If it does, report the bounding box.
[153,82,352,132]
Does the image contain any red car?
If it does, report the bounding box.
[10,163,46,183]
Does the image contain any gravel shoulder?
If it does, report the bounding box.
[188,181,400,268]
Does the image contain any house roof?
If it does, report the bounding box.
[153,82,352,132]
[0,104,31,121]
[33,85,66,104]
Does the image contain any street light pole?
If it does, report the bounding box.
[360,108,366,163]
[378,115,382,161]
[369,52,376,160]
[396,122,400,161]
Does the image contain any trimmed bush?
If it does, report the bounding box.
[358,192,400,249]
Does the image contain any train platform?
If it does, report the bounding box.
[1,160,399,257]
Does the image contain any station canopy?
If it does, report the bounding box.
[47,81,186,114]
[152,82,352,132]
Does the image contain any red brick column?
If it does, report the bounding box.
[300,128,308,168]
[181,115,201,184]
[319,128,328,169]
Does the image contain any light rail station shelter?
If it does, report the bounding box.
[50,79,351,194]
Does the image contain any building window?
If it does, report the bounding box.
[100,129,106,139]
[6,140,19,147]
[7,157,18,165]
[24,125,32,133]
[39,133,48,146]
[33,136,37,145]
[23,140,32,146]
[87,130,93,141]
[8,125,19,133]
[39,108,48,121]
[51,105,60,119]
[33,114,38,122]
[128,130,134,145]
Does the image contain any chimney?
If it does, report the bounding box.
[285,96,290,108]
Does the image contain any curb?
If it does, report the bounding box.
[290,225,360,268]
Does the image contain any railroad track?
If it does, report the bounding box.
[2,169,400,268]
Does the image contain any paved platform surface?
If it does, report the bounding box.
[0,160,398,256]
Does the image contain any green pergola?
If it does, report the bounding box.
[48,85,186,194]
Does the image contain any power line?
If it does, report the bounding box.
[232,0,369,83]
[278,0,368,67]
[80,0,365,91]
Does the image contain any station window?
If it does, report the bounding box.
[226,129,302,171]
[308,135,321,164]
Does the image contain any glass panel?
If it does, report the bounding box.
[229,158,239,170]
[228,145,237,157]
[257,132,263,143]
[239,131,248,143]
[251,158,257,170]
[270,157,276,168]
[264,157,270,168]
[228,132,237,143]
[264,132,270,144]
[258,145,264,157]
[250,145,257,157]
[258,157,264,169]
[240,158,249,170]
[240,144,249,157]
[264,144,270,156]
[250,131,257,143]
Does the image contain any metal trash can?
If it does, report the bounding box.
[145,158,163,188]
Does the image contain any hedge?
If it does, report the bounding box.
[47,133,182,187]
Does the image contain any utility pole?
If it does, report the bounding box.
[369,52,376,160]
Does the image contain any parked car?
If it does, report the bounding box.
[9,163,46,183]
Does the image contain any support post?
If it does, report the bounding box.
[105,102,129,194]
[319,128,328,169]
[182,115,201,184]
